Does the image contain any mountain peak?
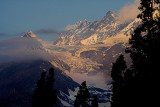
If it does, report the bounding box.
[102,11,117,21]
[99,11,118,24]
[106,11,116,16]
[106,11,113,14]
[21,31,37,38]
[83,19,87,22]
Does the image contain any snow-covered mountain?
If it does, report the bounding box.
[54,11,140,46]
[51,11,139,87]
[51,11,140,88]
[0,32,111,106]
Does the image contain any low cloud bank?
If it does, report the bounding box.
[35,29,60,35]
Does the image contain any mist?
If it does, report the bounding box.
[68,72,108,89]
[117,0,140,24]
[0,37,52,64]
[35,29,60,35]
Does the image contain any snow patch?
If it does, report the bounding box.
[58,97,72,107]
[68,87,79,101]
[81,34,98,45]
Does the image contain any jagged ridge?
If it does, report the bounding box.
[54,11,140,46]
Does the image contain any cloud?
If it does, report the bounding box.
[65,25,75,31]
[117,0,141,24]
[35,29,60,35]
[0,33,7,36]
[68,72,107,89]
[0,32,26,37]
[0,38,52,64]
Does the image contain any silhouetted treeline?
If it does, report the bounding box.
[32,68,57,107]
[32,69,99,107]
[74,81,98,107]
[111,0,160,107]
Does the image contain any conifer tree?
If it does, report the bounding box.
[45,68,57,107]
[32,71,46,107]
[111,54,127,107]
[124,0,160,106]
[111,1,160,106]
[74,81,90,107]
[32,68,57,107]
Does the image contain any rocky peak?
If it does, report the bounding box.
[21,31,37,38]
[76,19,89,28]
[82,19,88,24]
[101,11,118,22]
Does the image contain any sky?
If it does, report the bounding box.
[0,0,136,41]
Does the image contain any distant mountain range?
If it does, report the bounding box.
[54,11,140,46]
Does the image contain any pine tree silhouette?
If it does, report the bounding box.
[125,0,160,106]
[111,54,127,107]
[32,71,46,107]
[74,81,90,107]
[111,1,160,107]
[45,68,57,107]
[32,68,57,107]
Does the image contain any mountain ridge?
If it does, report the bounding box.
[54,11,140,46]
